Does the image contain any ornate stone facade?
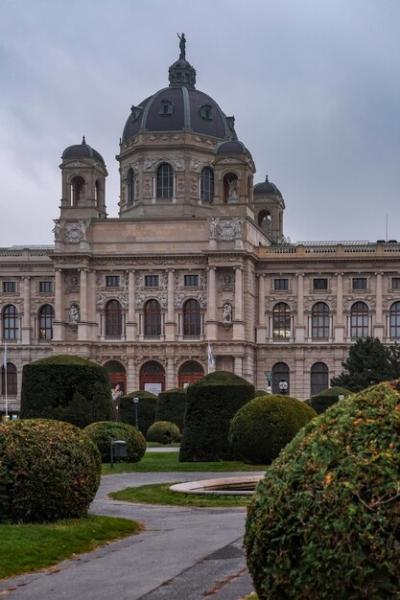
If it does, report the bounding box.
[1,40,400,411]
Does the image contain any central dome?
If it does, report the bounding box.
[122,38,237,143]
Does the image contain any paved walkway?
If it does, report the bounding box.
[0,471,262,600]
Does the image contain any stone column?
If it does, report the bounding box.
[295,273,305,342]
[374,272,384,339]
[22,277,31,344]
[334,272,345,342]
[127,356,137,391]
[165,269,176,341]
[166,356,176,389]
[233,266,245,339]
[53,269,64,341]
[78,268,88,341]
[256,274,266,343]
[206,266,217,339]
[234,356,243,377]
[126,270,137,341]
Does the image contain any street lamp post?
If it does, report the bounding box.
[133,396,139,429]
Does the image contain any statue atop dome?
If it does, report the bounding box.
[177,32,186,60]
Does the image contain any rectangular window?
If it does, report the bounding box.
[145,275,159,288]
[2,281,16,293]
[105,275,120,288]
[313,278,328,290]
[274,278,288,291]
[184,274,199,287]
[39,280,53,294]
[392,277,400,290]
[352,277,367,290]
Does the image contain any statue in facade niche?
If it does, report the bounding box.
[177,33,186,60]
[227,178,239,202]
[69,303,80,324]
[223,302,233,323]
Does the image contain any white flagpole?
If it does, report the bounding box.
[3,343,8,419]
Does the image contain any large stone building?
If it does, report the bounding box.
[2,38,400,412]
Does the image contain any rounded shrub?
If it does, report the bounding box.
[306,385,351,414]
[84,421,146,463]
[20,354,112,428]
[0,419,101,523]
[229,395,316,465]
[245,380,400,599]
[179,370,255,462]
[146,421,181,444]
[156,388,186,430]
[119,390,157,436]
[254,389,268,397]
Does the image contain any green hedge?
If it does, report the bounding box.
[229,395,316,464]
[306,386,351,414]
[84,421,146,463]
[156,388,186,430]
[146,420,181,444]
[245,380,400,598]
[179,370,255,462]
[20,355,112,428]
[0,419,101,523]
[119,390,157,436]
[254,389,268,397]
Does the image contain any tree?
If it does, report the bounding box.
[331,337,400,391]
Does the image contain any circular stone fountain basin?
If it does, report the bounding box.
[170,475,263,496]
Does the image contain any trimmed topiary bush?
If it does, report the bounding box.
[0,419,101,523]
[119,390,157,436]
[84,421,146,463]
[20,354,112,428]
[179,370,255,462]
[245,380,400,599]
[229,395,316,465]
[306,385,351,414]
[156,388,186,430]
[146,421,181,444]
[254,389,268,397]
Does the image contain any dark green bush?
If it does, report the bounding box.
[156,388,186,430]
[229,395,316,464]
[119,390,157,436]
[306,385,350,414]
[20,355,112,428]
[84,421,146,463]
[245,380,400,599]
[254,389,268,397]
[179,370,255,462]
[146,421,181,444]
[0,419,100,523]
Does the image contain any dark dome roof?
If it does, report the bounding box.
[254,175,282,198]
[62,137,105,165]
[122,42,237,143]
[216,140,251,158]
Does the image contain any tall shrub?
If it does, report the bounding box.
[156,388,186,430]
[20,355,112,428]
[179,370,255,462]
[119,390,157,436]
[306,386,350,414]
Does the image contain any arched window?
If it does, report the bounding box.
[223,173,239,203]
[104,360,126,393]
[105,300,122,339]
[95,180,100,207]
[70,176,85,206]
[144,299,161,337]
[156,163,173,200]
[183,299,201,337]
[200,167,214,203]
[310,362,329,396]
[272,302,291,340]
[2,305,18,341]
[311,302,330,340]
[127,168,135,205]
[38,304,54,340]
[350,302,369,339]
[178,360,204,387]
[139,360,165,391]
[272,362,290,394]
[258,210,272,233]
[390,302,400,339]
[1,362,17,396]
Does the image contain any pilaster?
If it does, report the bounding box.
[295,273,305,342]
[53,269,64,341]
[233,266,245,339]
[334,272,345,342]
[165,269,176,341]
[206,266,217,339]
[256,273,266,343]
[126,270,137,341]
[78,268,88,341]
[21,277,31,344]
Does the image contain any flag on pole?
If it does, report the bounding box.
[207,342,215,373]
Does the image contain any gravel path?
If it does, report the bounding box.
[0,471,262,600]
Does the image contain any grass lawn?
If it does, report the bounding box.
[103,450,265,475]
[110,482,249,508]
[0,515,140,580]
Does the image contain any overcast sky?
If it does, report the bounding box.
[1,0,399,246]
